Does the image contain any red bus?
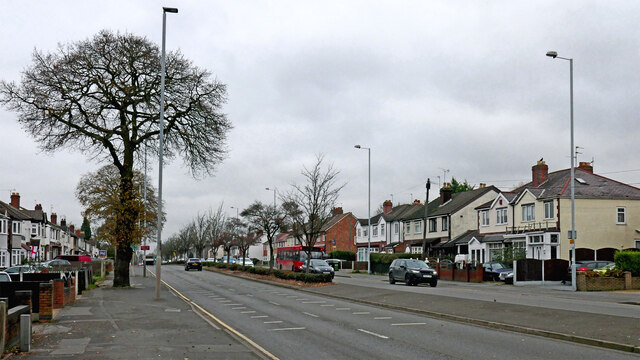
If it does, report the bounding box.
[276,245,324,271]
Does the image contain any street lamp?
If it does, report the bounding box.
[230,206,239,219]
[546,50,576,291]
[156,6,178,300]
[265,187,277,208]
[354,145,371,274]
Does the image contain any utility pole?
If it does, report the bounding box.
[422,179,431,258]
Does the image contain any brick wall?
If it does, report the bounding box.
[52,280,64,309]
[14,291,31,316]
[38,283,52,321]
[577,272,640,291]
[325,214,358,253]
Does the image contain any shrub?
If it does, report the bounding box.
[370,253,418,265]
[614,251,640,276]
[202,261,216,267]
[328,251,356,261]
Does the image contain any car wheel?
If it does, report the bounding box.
[405,274,412,286]
[185,268,188,271]
[198,268,202,271]
[430,279,438,287]
[389,274,395,284]
[292,266,295,272]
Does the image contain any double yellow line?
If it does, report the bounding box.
[149,270,279,360]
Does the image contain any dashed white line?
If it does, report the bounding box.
[358,329,389,339]
[219,300,231,303]
[302,301,325,304]
[264,321,283,324]
[223,303,243,306]
[251,315,268,318]
[374,317,392,320]
[352,312,370,315]
[269,327,306,331]
[303,312,319,318]
[391,323,426,326]
[241,311,256,314]
[335,308,351,311]
[320,304,334,307]
[269,301,280,306]
[232,307,247,310]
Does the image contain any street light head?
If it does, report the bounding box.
[163,7,178,13]
[546,51,558,58]
[354,145,361,149]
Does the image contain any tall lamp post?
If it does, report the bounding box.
[546,50,576,291]
[354,145,371,274]
[265,187,277,208]
[156,6,178,300]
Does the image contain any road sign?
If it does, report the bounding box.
[99,250,107,258]
[140,245,150,251]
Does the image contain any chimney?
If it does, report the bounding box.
[60,218,67,227]
[578,162,593,174]
[35,204,42,211]
[440,183,453,204]
[10,192,20,208]
[479,183,486,188]
[51,213,57,224]
[532,160,548,187]
[383,200,393,214]
[70,225,75,233]
[332,207,343,216]
[413,199,421,204]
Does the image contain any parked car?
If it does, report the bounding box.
[389,259,438,287]
[238,258,254,267]
[300,259,335,279]
[4,265,38,274]
[185,258,202,271]
[205,258,216,263]
[0,272,11,282]
[482,261,512,281]
[592,262,616,275]
[55,255,92,263]
[563,260,613,283]
[499,270,514,284]
[42,259,72,267]
[218,256,237,264]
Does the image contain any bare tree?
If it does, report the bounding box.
[236,227,261,264]
[206,204,226,259]
[0,31,231,286]
[281,155,345,273]
[241,202,284,269]
[191,213,210,259]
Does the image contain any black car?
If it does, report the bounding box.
[482,261,512,281]
[389,259,438,287]
[300,259,335,279]
[185,258,202,271]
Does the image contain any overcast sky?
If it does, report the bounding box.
[1,1,638,240]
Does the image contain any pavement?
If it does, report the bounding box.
[9,269,263,359]
[11,266,640,358]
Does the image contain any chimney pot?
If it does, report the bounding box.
[51,213,57,225]
[35,204,42,211]
[10,192,20,208]
[440,183,453,204]
[532,160,549,187]
[382,200,393,214]
[578,162,593,174]
[332,207,343,216]
[413,199,421,204]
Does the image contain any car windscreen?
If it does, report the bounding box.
[406,260,429,269]
[188,258,200,262]
[310,260,329,267]
[492,263,506,270]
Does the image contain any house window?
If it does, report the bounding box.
[373,226,378,237]
[429,218,437,232]
[617,207,626,224]
[12,221,21,234]
[357,228,361,237]
[414,221,421,233]
[496,208,507,225]
[394,223,399,234]
[529,235,543,243]
[31,224,37,235]
[544,201,554,219]
[411,246,422,254]
[12,249,22,265]
[481,211,489,226]
[522,204,535,222]
[0,219,7,234]
[0,251,6,267]
[363,228,368,237]
[405,223,410,234]
[441,217,448,231]
[488,243,503,261]
[550,234,559,243]
[380,223,385,236]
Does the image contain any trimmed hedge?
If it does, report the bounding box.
[614,251,640,276]
[204,262,331,283]
[328,251,356,261]
[370,252,422,265]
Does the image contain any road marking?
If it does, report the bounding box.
[219,300,231,303]
[352,312,370,315]
[358,329,389,339]
[295,298,309,301]
[286,295,297,298]
[228,288,236,291]
[245,294,253,297]
[302,301,325,304]
[223,303,243,306]
[269,327,306,331]
[264,321,283,324]
[149,271,279,360]
[269,301,280,306]
[241,311,256,314]
[391,323,426,326]
[303,312,319,318]
[374,317,392,320]
[251,315,268,318]
[320,304,334,307]
[335,308,351,311]
[232,307,247,310]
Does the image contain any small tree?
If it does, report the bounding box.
[281,155,345,273]
[450,177,475,194]
[241,202,284,269]
[206,205,227,259]
[80,217,92,241]
[236,227,261,263]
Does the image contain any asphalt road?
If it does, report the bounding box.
[161,265,636,360]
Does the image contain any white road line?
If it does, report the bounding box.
[269,327,306,331]
[241,311,256,314]
[232,307,247,310]
[219,300,231,303]
[302,301,325,304]
[251,315,268,318]
[335,308,351,311]
[352,312,370,315]
[374,317,392,320]
[358,329,389,339]
[285,295,297,298]
[295,298,309,301]
[269,301,280,306]
[303,312,319,318]
[228,288,236,291]
[391,323,426,326]
[320,304,334,307]
[264,321,283,324]
[223,303,243,306]
[245,294,253,297]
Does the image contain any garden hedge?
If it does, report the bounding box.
[204,262,331,283]
[614,251,640,276]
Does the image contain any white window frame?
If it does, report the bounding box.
[441,217,448,231]
[429,218,437,232]
[405,223,411,234]
[410,246,421,254]
[357,228,361,237]
[380,223,385,236]
[544,201,554,220]
[496,208,508,225]
[0,219,7,235]
[522,204,535,222]
[394,223,399,234]
[31,223,37,235]
[373,226,378,237]
[12,221,21,235]
[616,207,626,224]
[414,221,421,233]
[481,211,489,226]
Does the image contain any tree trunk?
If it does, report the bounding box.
[113,164,138,287]
[268,240,274,269]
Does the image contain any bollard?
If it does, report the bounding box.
[75,270,79,296]
[19,314,30,352]
[0,302,6,352]
[101,260,105,278]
